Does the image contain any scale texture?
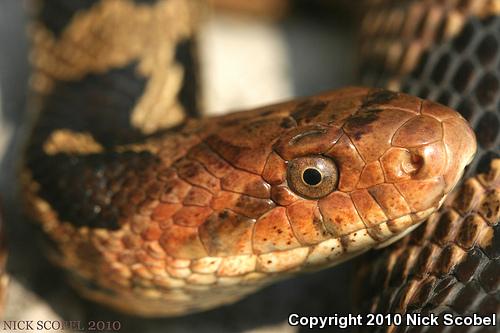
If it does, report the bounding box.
[356,1,500,331]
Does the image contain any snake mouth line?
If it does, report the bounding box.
[305,208,434,268]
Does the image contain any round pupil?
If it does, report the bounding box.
[302,168,322,186]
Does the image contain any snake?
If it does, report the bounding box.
[14,0,483,320]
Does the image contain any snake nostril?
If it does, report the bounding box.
[402,154,424,175]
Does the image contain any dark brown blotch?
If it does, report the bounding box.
[29,151,162,230]
[279,117,297,129]
[291,100,329,124]
[29,63,147,152]
[39,0,100,37]
[345,109,383,140]
[456,215,481,249]
[199,210,254,256]
[362,90,398,108]
[347,108,383,128]
[233,195,275,219]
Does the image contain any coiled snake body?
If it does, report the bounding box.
[21,0,478,318]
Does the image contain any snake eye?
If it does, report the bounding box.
[287,156,338,199]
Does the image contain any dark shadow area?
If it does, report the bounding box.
[282,2,358,96]
[0,1,30,195]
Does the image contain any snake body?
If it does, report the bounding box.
[21,0,477,317]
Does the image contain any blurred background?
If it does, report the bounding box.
[0,1,362,332]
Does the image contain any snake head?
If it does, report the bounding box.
[154,87,475,273]
[199,87,475,266]
[261,87,476,262]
